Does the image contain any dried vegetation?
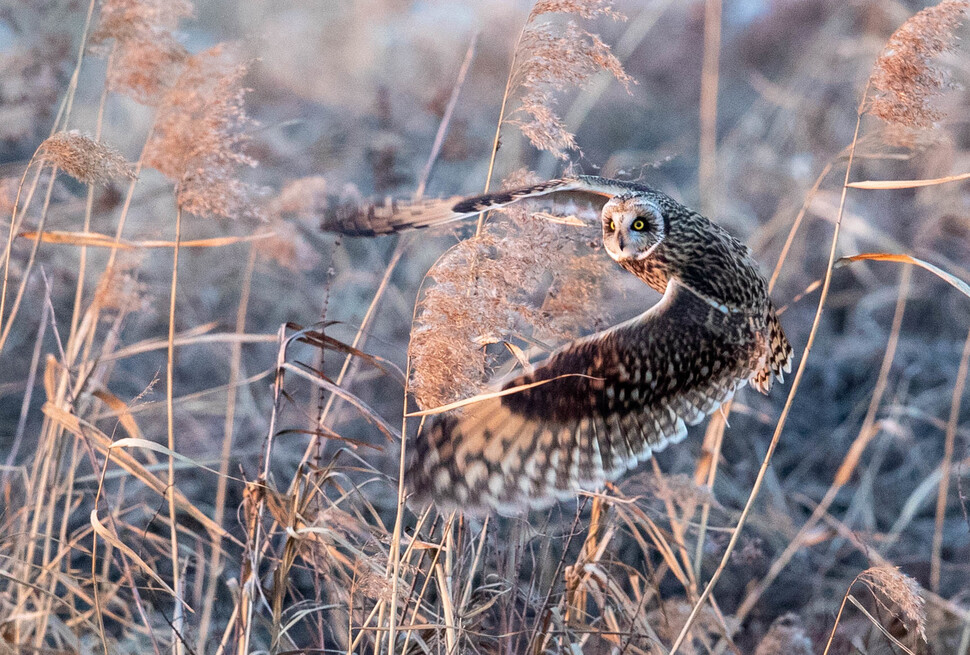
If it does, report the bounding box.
[0,0,969,654]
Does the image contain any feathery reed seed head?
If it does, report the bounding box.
[92,0,193,104]
[93,256,149,314]
[38,131,136,185]
[858,565,927,641]
[144,46,260,219]
[408,174,607,409]
[507,0,632,159]
[255,176,331,271]
[867,0,970,127]
[529,0,622,21]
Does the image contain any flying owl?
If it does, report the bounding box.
[320,176,793,516]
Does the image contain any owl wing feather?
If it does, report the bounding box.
[407,278,768,516]
[319,176,655,236]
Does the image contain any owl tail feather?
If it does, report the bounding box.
[752,309,793,394]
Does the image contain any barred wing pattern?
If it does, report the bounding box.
[407,279,767,516]
[319,176,652,236]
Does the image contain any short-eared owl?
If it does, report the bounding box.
[321,176,793,516]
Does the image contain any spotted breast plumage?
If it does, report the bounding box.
[320,175,794,516]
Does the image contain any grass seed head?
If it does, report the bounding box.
[858,565,927,641]
[144,45,261,220]
[93,256,149,314]
[38,130,136,185]
[92,0,193,104]
[867,0,970,127]
[409,173,607,409]
[507,0,632,159]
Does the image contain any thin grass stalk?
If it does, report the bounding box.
[347,575,392,654]
[69,54,112,347]
[90,409,123,655]
[693,408,726,581]
[240,323,289,655]
[104,158,149,276]
[8,171,66,641]
[649,459,697,591]
[385,390,416,655]
[525,507,586,654]
[12,413,57,642]
[235,65,462,645]
[35,427,81,649]
[0,13,94,318]
[733,262,912,623]
[2,295,48,479]
[287,29,469,481]
[566,498,603,625]
[437,519,458,652]
[28,432,66,647]
[820,586,853,655]
[0,157,41,343]
[1,0,97,351]
[669,82,869,655]
[214,602,240,655]
[417,35,477,198]
[458,515,490,610]
[59,0,97,126]
[931,324,970,591]
[398,508,445,653]
[382,48,476,653]
[698,0,721,215]
[0,167,60,354]
[198,244,257,651]
[166,205,184,655]
[846,595,918,655]
[301,244,405,475]
[478,26,528,235]
[767,160,836,292]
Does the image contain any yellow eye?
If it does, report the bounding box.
[608,220,616,231]
[632,219,646,231]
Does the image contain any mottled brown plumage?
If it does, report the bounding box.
[321,176,794,515]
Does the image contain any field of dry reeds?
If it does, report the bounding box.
[1,0,970,653]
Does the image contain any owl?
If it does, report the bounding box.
[320,176,794,516]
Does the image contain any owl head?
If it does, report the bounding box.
[601,194,666,262]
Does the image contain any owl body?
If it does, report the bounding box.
[321,176,793,515]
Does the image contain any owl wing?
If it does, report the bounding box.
[407,278,768,516]
[319,176,654,236]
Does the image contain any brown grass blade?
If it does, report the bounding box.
[110,437,245,481]
[19,230,275,248]
[847,171,970,189]
[90,510,183,605]
[42,402,231,541]
[91,389,144,442]
[18,230,137,249]
[837,252,970,298]
[846,595,918,655]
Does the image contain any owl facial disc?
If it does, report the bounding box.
[601,196,666,262]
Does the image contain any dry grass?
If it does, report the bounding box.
[1,1,970,654]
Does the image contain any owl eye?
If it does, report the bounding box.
[632,219,646,231]
[608,219,616,231]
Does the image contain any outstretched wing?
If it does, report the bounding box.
[407,279,768,516]
[319,176,655,236]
